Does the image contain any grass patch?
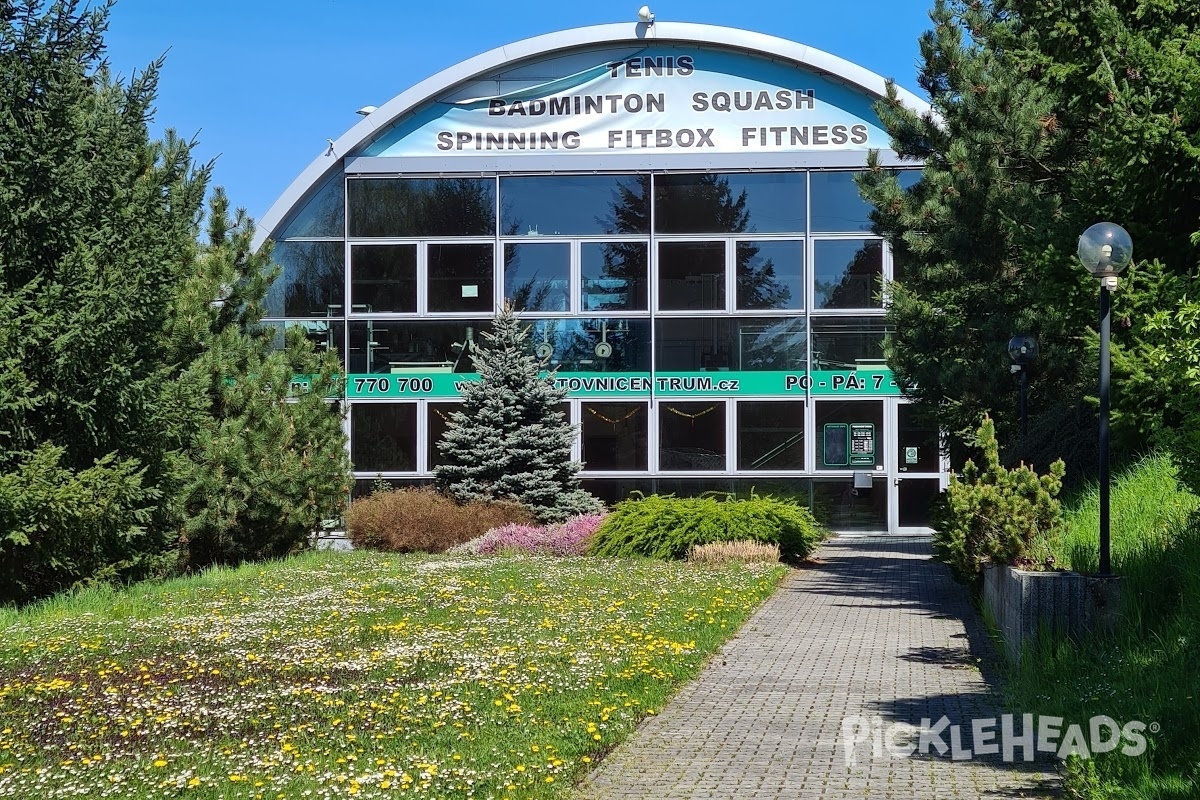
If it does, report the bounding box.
[1028,453,1200,575]
[0,550,786,799]
[1007,454,1200,799]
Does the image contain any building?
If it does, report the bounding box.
[253,18,947,534]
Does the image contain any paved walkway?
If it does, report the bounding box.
[575,536,1059,799]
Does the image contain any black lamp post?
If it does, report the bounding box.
[1007,335,1038,436]
[1077,222,1133,577]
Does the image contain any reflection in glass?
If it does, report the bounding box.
[659,401,727,471]
[582,402,648,471]
[815,400,883,470]
[810,170,920,233]
[581,242,648,311]
[348,320,490,374]
[351,245,417,313]
[351,404,417,472]
[658,241,724,310]
[348,178,495,237]
[654,173,805,234]
[812,478,887,531]
[736,240,803,310]
[811,317,889,370]
[504,243,570,312]
[428,402,460,471]
[265,241,345,317]
[266,320,346,364]
[813,240,883,309]
[428,244,494,313]
[528,319,651,372]
[500,175,648,235]
[278,174,345,238]
[738,401,805,470]
[897,404,941,473]
[656,318,806,371]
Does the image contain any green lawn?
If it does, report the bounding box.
[1010,455,1200,799]
[0,551,786,800]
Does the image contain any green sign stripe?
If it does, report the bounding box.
[333,369,901,399]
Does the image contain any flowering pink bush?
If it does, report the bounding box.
[451,513,608,556]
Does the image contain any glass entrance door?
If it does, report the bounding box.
[889,401,945,534]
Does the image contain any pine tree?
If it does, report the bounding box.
[163,189,351,568]
[0,1,207,601]
[856,0,1200,471]
[435,304,602,522]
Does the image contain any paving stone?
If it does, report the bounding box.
[573,536,1059,799]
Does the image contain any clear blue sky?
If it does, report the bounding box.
[103,0,934,224]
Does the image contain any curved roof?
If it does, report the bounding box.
[254,21,931,249]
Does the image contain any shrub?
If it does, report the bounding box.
[689,540,781,565]
[345,486,535,553]
[932,415,1065,582]
[450,513,607,557]
[587,493,823,561]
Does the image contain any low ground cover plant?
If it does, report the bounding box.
[1005,456,1200,799]
[587,492,823,561]
[932,415,1065,582]
[345,485,535,552]
[450,513,607,556]
[0,550,785,800]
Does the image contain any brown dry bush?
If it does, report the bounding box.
[345,486,536,553]
[688,540,781,565]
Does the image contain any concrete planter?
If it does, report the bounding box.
[982,565,1121,662]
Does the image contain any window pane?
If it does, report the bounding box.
[349,320,489,374]
[351,404,417,472]
[658,241,724,310]
[898,404,940,473]
[351,245,416,313]
[500,175,648,235]
[278,175,345,238]
[654,173,805,234]
[659,401,726,471]
[656,317,806,371]
[811,317,889,370]
[813,240,883,309]
[428,244,494,313]
[529,318,651,371]
[810,171,872,233]
[810,170,920,233]
[736,240,804,310]
[265,241,345,317]
[738,317,808,371]
[581,242,648,311]
[428,402,459,471]
[266,320,346,365]
[347,178,495,237]
[582,402,648,470]
[503,243,570,312]
[815,400,883,470]
[812,477,887,531]
[738,401,805,470]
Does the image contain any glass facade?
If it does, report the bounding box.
[270,167,933,531]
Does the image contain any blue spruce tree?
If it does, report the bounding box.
[435,304,602,522]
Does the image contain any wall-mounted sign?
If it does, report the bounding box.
[364,46,886,159]
[905,446,919,465]
[849,423,876,466]
[822,423,849,467]
[339,369,903,399]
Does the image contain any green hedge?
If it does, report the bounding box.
[587,493,824,561]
